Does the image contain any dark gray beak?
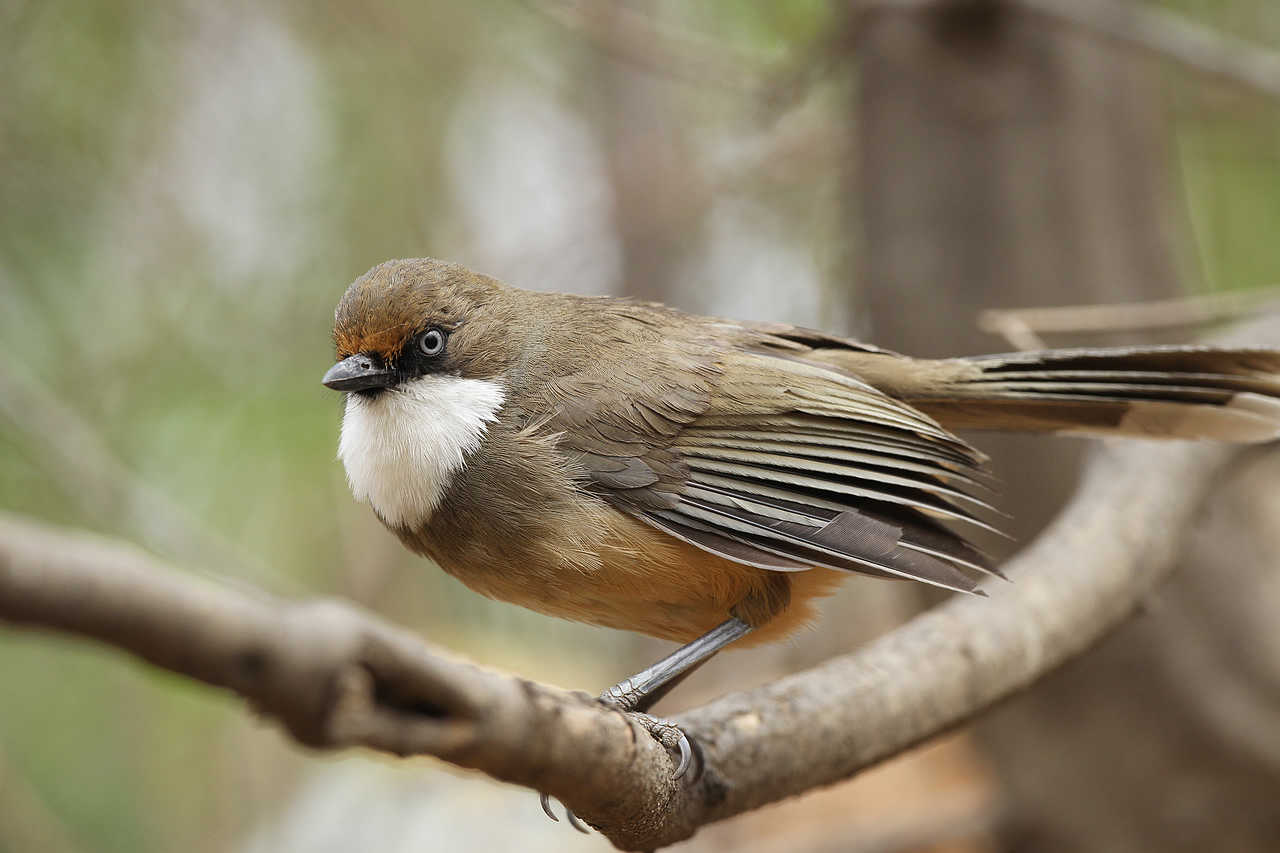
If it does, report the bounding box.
[322,354,394,392]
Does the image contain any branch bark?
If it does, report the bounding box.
[0,418,1253,849]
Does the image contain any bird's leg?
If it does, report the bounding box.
[602,616,754,776]
[541,617,754,831]
[601,616,754,714]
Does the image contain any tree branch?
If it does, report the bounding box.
[0,420,1248,849]
[978,286,1280,349]
[1017,0,1280,103]
[0,514,681,838]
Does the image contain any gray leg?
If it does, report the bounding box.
[600,617,754,713]
[541,618,755,831]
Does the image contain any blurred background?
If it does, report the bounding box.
[4,0,1280,851]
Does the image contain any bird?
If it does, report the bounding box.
[324,258,1280,826]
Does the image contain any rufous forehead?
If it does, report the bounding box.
[333,276,432,360]
[334,321,415,361]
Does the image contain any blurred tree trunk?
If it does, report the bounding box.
[854,2,1280,850]
[596,2,707,303]
[855,0,1179,542]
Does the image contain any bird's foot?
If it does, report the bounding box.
[538,701,695,830]
[617,710,694,779]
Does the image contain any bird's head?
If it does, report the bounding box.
[323,258,521,396]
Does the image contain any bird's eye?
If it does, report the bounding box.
[417,327,446,357]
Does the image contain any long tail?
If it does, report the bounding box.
[894,346,1280,442]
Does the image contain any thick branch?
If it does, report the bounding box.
[0,516,679,830]
[0,429,1244,849]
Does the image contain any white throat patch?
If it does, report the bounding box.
[337,375,506,527]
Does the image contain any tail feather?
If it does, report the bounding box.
[907,346,1280,442]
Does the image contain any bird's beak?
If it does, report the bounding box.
[322,354,394,392]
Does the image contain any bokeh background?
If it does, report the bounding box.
[4,1,1280,851]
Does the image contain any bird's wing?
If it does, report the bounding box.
[650,349,999,593]
[539,311,999,593]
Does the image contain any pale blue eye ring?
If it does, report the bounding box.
[418,328,446,356]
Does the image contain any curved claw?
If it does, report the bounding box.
[539,793,590,834]
[566,809,590,834]
[674,731,693,779]
[626,711,696,780]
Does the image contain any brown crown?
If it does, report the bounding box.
[332,258,496,362]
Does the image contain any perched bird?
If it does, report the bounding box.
[324,258,1280,816]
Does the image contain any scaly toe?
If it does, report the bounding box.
[626,711,695,779]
